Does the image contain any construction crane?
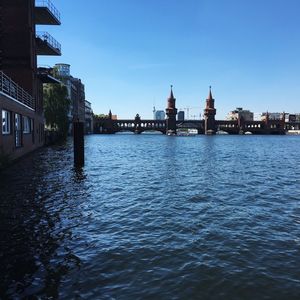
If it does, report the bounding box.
[178,106,202,120]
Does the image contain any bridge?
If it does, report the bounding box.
[94,87,300,135]
[94,117,300,135]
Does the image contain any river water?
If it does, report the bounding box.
[0,135,300,299]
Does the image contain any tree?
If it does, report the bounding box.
[43,83,70,138]
[94,113,109,119]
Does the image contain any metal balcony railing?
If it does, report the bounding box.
[35,0,61,23]
[36,31,61,54]
[0,71,35,110]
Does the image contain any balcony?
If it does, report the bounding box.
[37,67,61,84]
[35,0,61,25]
[0,71,35,110]
[36,31,61,56]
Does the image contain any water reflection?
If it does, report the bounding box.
[0,143,85,298]
[1,135,300,299]
[72,167,87,183]
[0,163,60,297]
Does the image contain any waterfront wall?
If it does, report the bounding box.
[0,93,44,161]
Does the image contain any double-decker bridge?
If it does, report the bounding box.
[94,87,300,135]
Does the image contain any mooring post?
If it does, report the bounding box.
[73,120,84,167]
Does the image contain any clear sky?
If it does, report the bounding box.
[38,0,300,119]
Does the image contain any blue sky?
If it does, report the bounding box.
[38,0,300,119]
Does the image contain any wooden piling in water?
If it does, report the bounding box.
[73,121,84,167]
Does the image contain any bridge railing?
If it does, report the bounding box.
[0,71,35,109]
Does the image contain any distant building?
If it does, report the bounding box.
[260,112,300,123]
[284,113,300,122]
[227,107,254,121]
[54,63,86,133]
[85,100,93,134]
[71,77,85,123]
[54,64,72,123]
[261,112,285,121]
[288,114,296,122]
[154,110,165,120]
[55,63,70,78]
[177,111,185,121]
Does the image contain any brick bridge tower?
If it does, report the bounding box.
[165,85,178,134]
[204,86,216,135]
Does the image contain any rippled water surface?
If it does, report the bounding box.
[1,135,300,299]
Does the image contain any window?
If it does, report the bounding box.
[23,116,31,133]
[31,119,35,144]
[15,113,22,147]
[2,110,11,134]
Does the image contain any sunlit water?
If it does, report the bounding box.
[1,135,300,299]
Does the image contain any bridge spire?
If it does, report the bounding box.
[204,86,216,135]
[169,84,174,99]
[208,86,213,100]
[166,85,178,134]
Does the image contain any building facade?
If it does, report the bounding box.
[53,64,86,133]
[227,107,254,121]
[153,106,166,120]
[85,100,93,134]
[261,112,280,120]
[154,110,165,120]
[71,78,85,123]
[261,112,300,123]
[177,111,185,121]
[0,0,61,160]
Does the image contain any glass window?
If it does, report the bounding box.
[15,113,22,147]
[23,116,31,133]
[2,110,11,134]
[31,118,34,132]
[31,119,35,144]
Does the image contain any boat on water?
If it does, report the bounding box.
[177,129,198,136]
[216,130,229,135]
[287,130,300,135]
[167,130,176,136]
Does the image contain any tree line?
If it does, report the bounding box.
[43,67,70,139]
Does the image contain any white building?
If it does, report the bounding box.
[227,107,254,121]
[261,112,300,122]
